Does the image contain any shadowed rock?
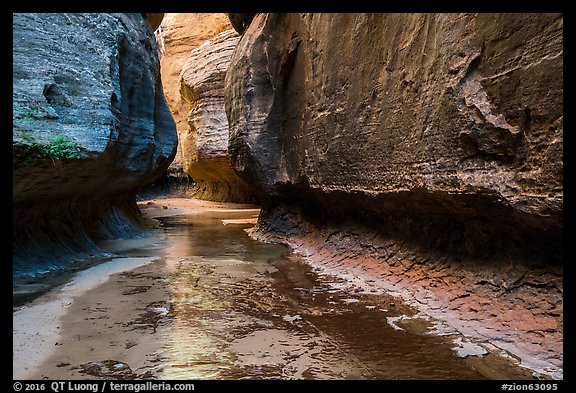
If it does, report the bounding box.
[142,13,164,31]
[227,13,256,34]
[13,13,177,277]
[225,13,563,376]
[225,13,562,259]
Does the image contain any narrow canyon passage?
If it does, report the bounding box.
[12,12,563,383]
[14,199,533,380]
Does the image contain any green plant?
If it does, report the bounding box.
[13,106,42,121]
[44,135,82,159]
[27,134,82,164]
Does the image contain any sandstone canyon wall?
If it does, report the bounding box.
[13,13,177,277]
[156,13,230,188]
[225,13,563,376]
[178,28,257,202]
[157,14,256,202]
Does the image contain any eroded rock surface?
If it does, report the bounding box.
[155,14,255,202]
[225,13,563,377]
[156,13,231,188]
[13,13,177,277]
[179,28,256,202]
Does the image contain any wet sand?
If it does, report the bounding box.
[13,256,161,379]
[13,198,536,380]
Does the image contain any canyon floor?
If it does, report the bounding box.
[13,198,541,380]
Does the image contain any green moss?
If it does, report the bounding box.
[14,105,83,165]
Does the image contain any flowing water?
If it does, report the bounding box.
[15,199,532,380]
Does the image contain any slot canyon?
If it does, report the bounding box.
[13,13,563,382]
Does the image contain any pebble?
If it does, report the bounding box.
[282,314,302,323]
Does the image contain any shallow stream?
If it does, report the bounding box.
[14,199,532,380]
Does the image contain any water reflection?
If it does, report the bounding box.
[151,208,488,380]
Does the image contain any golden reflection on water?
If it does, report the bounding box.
[145,208,487,380]
[156,211,286,379]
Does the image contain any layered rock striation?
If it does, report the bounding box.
[155,13,231,189]
[179,28,257,202]
[225,13,563,376]
[154,14,255,202]
[13,13,177,277]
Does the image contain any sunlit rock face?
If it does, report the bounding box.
[13,13,177,276]
[156,13,231,187]
[225,13,563,375]
[178,28,257,202]
[156,13,255,202]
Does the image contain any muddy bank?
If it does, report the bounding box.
[13,198,537,380]
[249,205,563,379]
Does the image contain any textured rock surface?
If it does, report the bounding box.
[155,14,256,202]
[227,13,256,34]
[13,13,177,276]
[155,13,231,193]
[179,28,256,202]
[142,13,164,31]
[225,13,563,376]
